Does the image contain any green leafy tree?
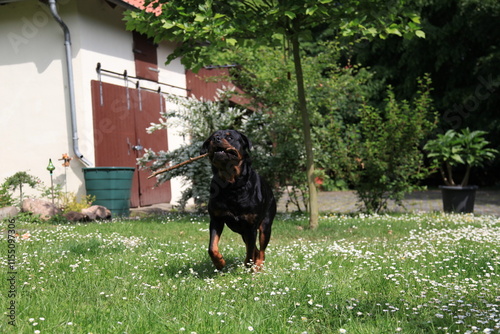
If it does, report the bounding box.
[3,171,40,208]
[126,0,424,228]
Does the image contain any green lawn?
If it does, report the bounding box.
[1,212,499,333]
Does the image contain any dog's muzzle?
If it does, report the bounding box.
[212,146,240,161]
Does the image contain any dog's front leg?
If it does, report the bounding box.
[242,229,258,268]
[208,221,226,270]
[255,219,272,269]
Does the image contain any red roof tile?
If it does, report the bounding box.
[121,0,161,15]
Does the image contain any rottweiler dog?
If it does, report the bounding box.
[200,129,276,271]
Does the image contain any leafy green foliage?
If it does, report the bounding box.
[3,171,40,207]
[353,0,500,173]
[347,76,437,213]
[38,183,64,205]
[60,193,96,214]
[0,183,14,207]
[125,0,424,71]
[424,128,498,186]
[12,211,43,224]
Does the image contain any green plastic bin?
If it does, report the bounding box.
[83,167,135,217]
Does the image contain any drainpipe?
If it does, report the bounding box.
[48,0,93,166]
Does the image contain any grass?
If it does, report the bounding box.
[1,212,499,333]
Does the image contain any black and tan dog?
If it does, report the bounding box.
[201,129,276,270]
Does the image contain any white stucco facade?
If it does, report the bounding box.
[0,0,188,205]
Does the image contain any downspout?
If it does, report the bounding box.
[47,0,93,166]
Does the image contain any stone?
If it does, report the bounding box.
[81,205,111,220]
[63,211,90,223]
[0,206,19,220]
[22,198,61,220]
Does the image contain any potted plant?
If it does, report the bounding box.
[424,128,498,213]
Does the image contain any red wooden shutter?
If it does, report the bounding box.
[133,32,159,82]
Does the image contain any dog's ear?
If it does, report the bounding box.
[239,131,252,153]
[200,136,211,155]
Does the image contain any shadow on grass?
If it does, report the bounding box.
[157,257,249,279]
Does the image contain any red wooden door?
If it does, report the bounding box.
[91,80,171,207]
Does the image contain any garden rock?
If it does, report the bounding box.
[63,211,90,223]
[0,206,19,220]
[81,205,111,220]
[22,198,61,220]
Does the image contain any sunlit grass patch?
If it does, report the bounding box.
[1,212,499,333]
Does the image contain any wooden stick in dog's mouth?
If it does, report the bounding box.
[147,153,209,179]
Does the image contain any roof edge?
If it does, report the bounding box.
[105,0,140,11]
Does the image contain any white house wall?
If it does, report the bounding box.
[0,0,189,206]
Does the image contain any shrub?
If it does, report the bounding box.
[60,192,96,213]
[3,171,40,207]
[347,76,437,213]
[0,183,14,207]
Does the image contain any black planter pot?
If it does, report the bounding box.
[439,185,478,213]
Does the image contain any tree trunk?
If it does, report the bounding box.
[461,165,471,187]
[445,162,455,186]
[291,23,319,229]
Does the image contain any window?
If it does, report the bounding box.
[132,32,159,82]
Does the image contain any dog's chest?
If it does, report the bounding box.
[209,186,264,231]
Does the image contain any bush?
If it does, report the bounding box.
[3,171,40,207]
[0,183,14,207]
[347,76,437,213]
[60,192,96,213]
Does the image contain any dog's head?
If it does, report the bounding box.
[201,130,252,183]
